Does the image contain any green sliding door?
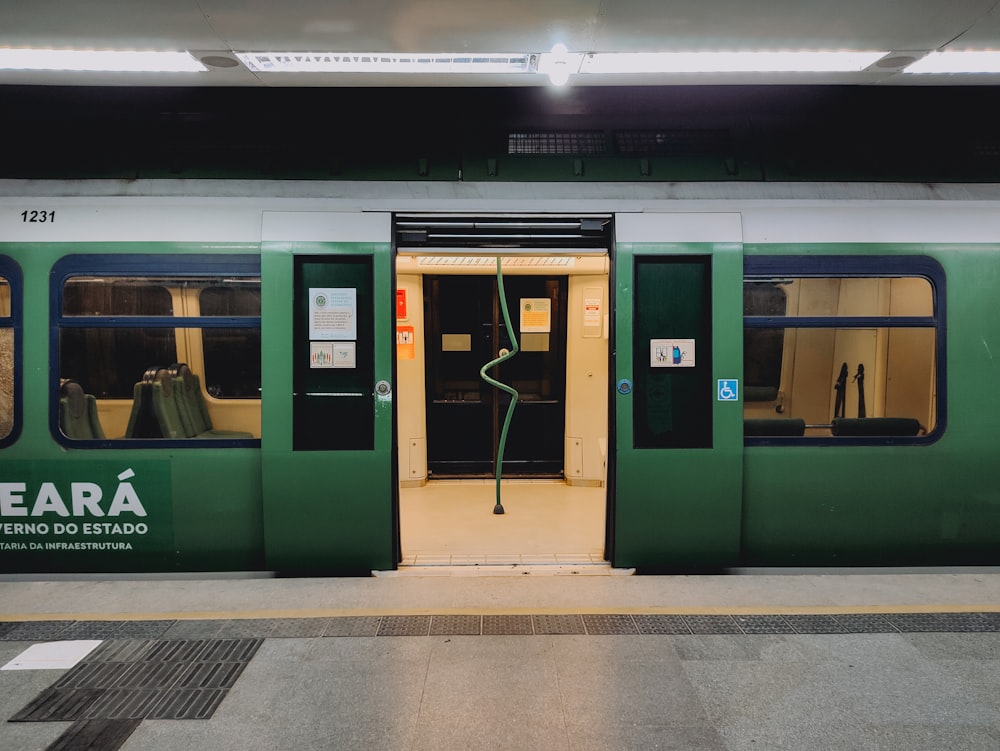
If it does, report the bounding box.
[261,214,395,572]
[613,215,743,569]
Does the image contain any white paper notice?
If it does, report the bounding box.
[309,288,357,340]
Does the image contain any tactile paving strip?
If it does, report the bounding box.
[215,619,275,639]
[684,615,743,634]
[1,621,72,641]
[832,614,899,633]
[430,615,481,635]
[782,615,846,634]
[734,615,796,634]
[158,620,224,640]
[377,615,431,636]
[55,621,124,640]
[533,614,586,634]
[632,615,691,634]
[267,618,331,638]
[46,719,141,751]
[1,611,996,646]
[9,638,261,724]
[582,614,638,634]
[323,616,381,637]
[482,615,533,635]
[112,621,175,639]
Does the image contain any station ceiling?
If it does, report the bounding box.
[3,0,1000,88]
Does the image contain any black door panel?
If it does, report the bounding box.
[424,274,567,476]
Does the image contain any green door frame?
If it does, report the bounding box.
[612,214,744,569]
[261,214,396,573]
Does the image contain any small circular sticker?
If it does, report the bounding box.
[616,378,633,395]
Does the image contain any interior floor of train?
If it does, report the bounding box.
[398,480,608,571]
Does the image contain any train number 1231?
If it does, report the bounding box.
[21,210,56,223]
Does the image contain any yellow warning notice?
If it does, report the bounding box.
[396,326,415,360]
[520,298,551,333]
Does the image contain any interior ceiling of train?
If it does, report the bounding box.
[2,0,1000,88]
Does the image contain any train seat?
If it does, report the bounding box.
[125,367,173,438]
[743,418,806,437]
[168,363,252,439]
[58,380,105,439]
[148,367,188,438]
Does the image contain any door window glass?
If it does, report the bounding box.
[633,256,712,449]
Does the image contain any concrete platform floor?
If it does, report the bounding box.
[1,571,999,751]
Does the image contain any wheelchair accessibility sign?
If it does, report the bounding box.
[718,379,739,401]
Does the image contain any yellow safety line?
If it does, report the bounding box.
[3,603,1000,622]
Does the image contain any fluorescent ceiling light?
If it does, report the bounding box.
[536,44,583,86]
[580,50,888,73]
[579,50,888,74]
[237,52,531,74]
[903,50,1000,74]
[0,48,206,72]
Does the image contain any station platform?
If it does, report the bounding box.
[1,569,999,751]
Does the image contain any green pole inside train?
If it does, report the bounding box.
[479,257,520,515]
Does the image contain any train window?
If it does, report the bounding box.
[199,286,262,399]
[53,256,261,445]
[743,283,787,402]
[743,256,943,444]
[0,263,21,446]
[61,279,176,398]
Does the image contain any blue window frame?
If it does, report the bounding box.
[51,254,261,447]
[743,255,945,445]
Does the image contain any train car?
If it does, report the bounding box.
[1,177,999,575]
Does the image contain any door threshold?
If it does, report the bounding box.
[376,562,634,577]
[422,478,569,486]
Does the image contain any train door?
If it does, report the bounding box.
[260,213,396,572]
[424,274,567,477]
[395,215,611,567]
[611,213,744,569]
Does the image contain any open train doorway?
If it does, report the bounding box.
[394,214,613,568]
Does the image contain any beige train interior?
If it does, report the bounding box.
[91,284,262,440]
[395,254,610,565]
[743,276,936,434]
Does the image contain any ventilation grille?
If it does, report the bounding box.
[615,129,732,155]
[395,214,612,251]
[507,132,608,155]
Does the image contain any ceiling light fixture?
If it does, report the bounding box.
[0,48,206,72]
[903,50,1000,74]
[536,44,584,86]
[579,50,889,74]
[236,52,531,74]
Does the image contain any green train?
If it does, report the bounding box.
[0,182,997,574]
